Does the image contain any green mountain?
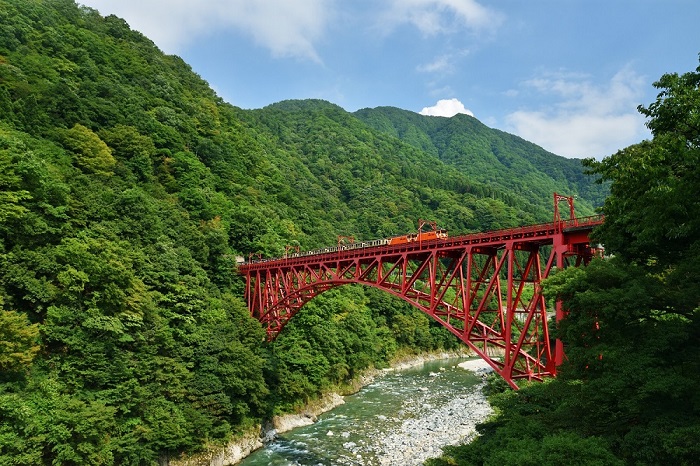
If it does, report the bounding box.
[355,106,607,218]
[0,1,609,463]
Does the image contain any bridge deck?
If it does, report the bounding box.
[239,215,603,271]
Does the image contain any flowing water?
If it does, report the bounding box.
[239,358,492,466]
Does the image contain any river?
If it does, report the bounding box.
[238,358,493,466]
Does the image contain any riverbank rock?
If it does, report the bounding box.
[271,392,346,434]
[374,381,493,466]
[388,349,472,372]
[167,429,262,466]
[457,358,495,376]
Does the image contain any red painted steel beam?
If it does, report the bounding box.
[238,216,603,389]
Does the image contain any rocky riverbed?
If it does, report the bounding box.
[239,356,494,465]
[359,359,494,465]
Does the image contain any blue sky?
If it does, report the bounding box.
[79,0,699,159]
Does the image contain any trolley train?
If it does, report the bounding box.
[247,229,447,264]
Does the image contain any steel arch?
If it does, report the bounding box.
[239,216,603,389]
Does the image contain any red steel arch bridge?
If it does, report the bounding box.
[238,194,604,389]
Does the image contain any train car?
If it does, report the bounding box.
[388,229,447,245]
[388,233,418,245]
[364,239,390,247]
[419,229,448,242]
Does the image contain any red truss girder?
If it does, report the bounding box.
[240,217,603,389]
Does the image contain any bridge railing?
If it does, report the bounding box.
[240,214,604,268]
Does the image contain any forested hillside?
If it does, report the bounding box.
[428,59,700,466]
[355,106,608,218]
[1,1,606,464]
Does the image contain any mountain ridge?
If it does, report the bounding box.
[354,105,607,215]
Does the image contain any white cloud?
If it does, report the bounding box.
[420,98,474,117]
[79,0,330,60]
[417,49,470,75]
[417,55,452,74]
[382,0,503,35]
[504,67,649,159]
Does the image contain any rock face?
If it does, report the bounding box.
[269,392,346,435]
[167,430,262,466]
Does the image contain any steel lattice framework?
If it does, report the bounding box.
[239,214,603,389]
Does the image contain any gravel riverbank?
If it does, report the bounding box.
[373,358,493,465]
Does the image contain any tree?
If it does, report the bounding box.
[0,307,39,375]
[552,56,700,463]
[98,124,156,182]
[0,129,31,224]
[59,123,116,176]
[584,58,700,298]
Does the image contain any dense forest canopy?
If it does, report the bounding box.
[428,57,700,466]
[0,1,622,464]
